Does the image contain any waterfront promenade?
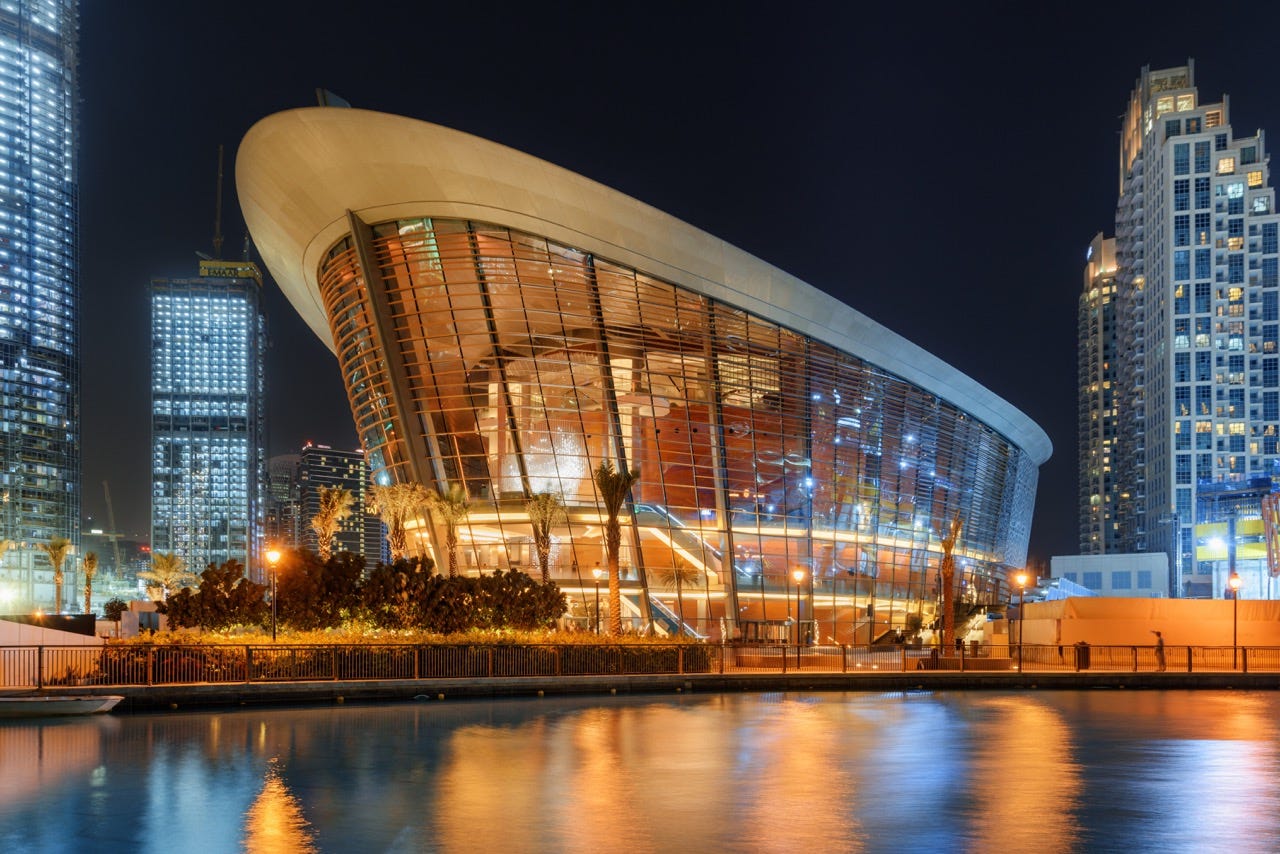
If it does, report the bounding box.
[4,642,1280,710]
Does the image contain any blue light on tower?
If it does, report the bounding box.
[0,1,80,612]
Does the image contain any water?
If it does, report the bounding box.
[1,690,1278,853]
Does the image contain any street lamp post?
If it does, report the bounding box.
[266,548,282,642]
[792,567,807,645]
[1229,570,1242,670]
[591,566,604,634]
[792,567,807,668]
[1015,570,1029,672]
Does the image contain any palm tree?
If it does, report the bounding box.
[526,492,567,583]
[37,536,71,613]
[311,485,355,561]
[138,552,195,601]
[369,481,430,562]
[82,551,99,614]
[653,558,701,637]
[429,483,471,578]
[593,461,639,636]
[938,514,964,652]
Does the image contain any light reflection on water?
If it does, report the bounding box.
[243,758,316,853]
[1,690,1279,853]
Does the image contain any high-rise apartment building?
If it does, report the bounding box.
[1079,234,1121,554]
[151,258,267,580]
[0,2,80,613]
[265,453,301,549]
[1104,61,1280,598]
[298,442,383,565]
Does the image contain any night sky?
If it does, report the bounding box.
[78,2,1280,561]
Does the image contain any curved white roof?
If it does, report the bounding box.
[237,107,1051,464]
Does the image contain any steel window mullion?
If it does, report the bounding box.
[466,223,531,498]
[705,302,741,632]
[345,211,439,489]
[584,255,652,626]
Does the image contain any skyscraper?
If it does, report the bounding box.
[1106,61,1280,598]
[151,258,266,580]
[264,453,301,549]
[1079,234,1120,554]
[0,2,79,612]
[298,443,382,566]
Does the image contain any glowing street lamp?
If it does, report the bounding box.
[1015,570,1029,672]
[591,566,604,634]
[266,547,282,642]
[1229,570,1242,670]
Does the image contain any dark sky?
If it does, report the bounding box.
[78,2,1280,561]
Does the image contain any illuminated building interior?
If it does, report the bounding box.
[239,108,1050,641]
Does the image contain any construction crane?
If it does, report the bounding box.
[212,143,224,260]
[102,480,124,575]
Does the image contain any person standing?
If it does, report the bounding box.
[1152,630,1166,672]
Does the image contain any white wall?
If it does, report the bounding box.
[0,619,104,646]
[1050,553,1170,598]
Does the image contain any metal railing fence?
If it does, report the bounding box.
[1,643,1277,689]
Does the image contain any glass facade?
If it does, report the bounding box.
[315,216,1040,641]
[151,264,266,579]
[0,1,79,611]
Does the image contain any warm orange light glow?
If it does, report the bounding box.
[1229,572,1242,591]
[792,568,806,583]
[1015,571,1029,589]
[266,548,282,566]
[591,567,605,581]
[243,760,316,853]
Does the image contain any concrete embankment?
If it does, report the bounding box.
[31,670,1280,712]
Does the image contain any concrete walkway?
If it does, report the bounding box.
[28,669,1280,712]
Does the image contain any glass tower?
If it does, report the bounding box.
[264,452,301,550]
[151,259,266,580]
[1111,62,1280,598]
[1078,234,1121,554]
[0,1,79,613]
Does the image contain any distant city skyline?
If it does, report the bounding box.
[75,4,1280,563]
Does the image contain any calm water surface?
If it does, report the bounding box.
[1,689,1277,853]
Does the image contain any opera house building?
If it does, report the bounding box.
[238,108,1051,643]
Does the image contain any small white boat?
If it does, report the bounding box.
[0,695,123,718]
